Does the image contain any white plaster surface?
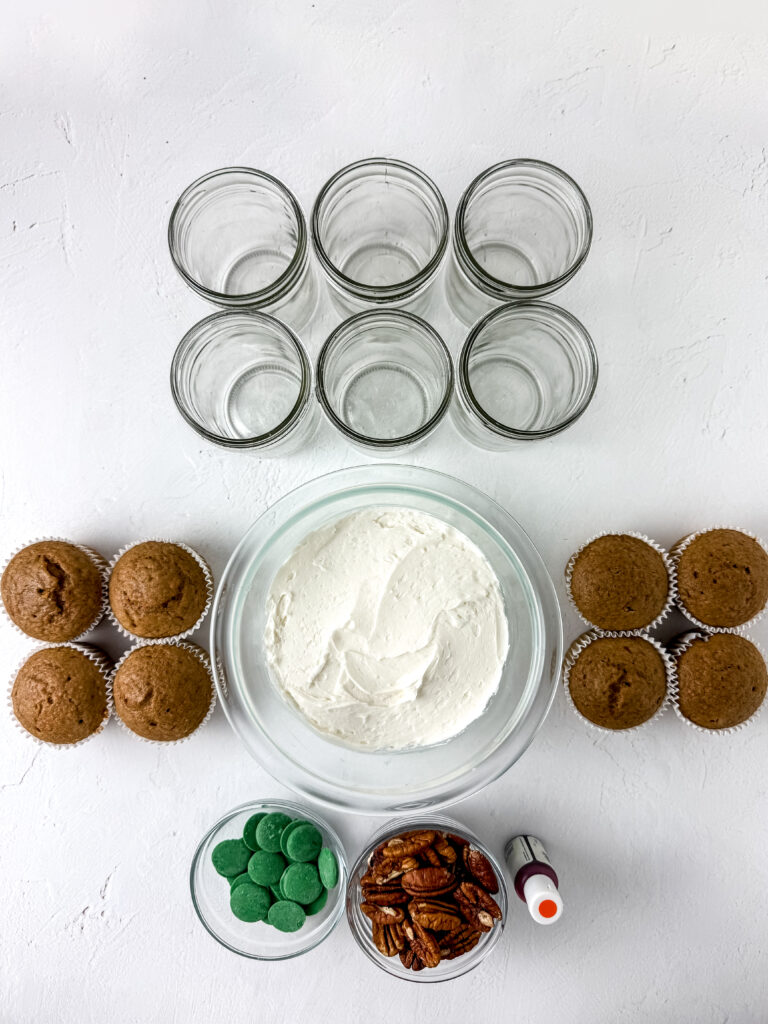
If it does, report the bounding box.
[2,2,768,1021]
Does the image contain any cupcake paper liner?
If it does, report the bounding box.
[670,526,768,634]
[107,640,216,746]
[0,537,109,643]
[667,630,766,736]
[564,531,677,635]
[105,539,213,643]
[562,629,677,735]
[7,642,113,749]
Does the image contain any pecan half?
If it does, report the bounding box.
[372,920,407,956]
[399,947,416,969]
[372,856,419,884]
[440,923,482,960]
[361,883,410,906]
[454,881,502,932]
[463,847,499,894]
[422,845,442,867]
[407,920,441,969]
[409,899,462,932]
[401,866,457,897]
[433,835,458,864]
[361,903,405,925]
[377,831,436,862]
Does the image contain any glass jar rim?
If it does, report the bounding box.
[311,157,449,301]
[167,166,309,305]
[170,309,313,449]
[315,308,454,448]
[458,300,599,440]
[453,158,593,298]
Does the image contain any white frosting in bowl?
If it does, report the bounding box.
[264,506,509,750]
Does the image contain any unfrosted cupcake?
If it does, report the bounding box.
[567,533,672,631]
[672,632,767,730]
[108,541,211,640]
[565,632,669,730]
[1,540,105,642]
[11,644,110,745]
[673,528,768,630]
[111,642,214,741]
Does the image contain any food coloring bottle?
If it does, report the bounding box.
[505,835,563,924]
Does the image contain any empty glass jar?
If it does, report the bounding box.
[170,310,317,455]
[168,167,317,329]
[311,158,449,316]
[452,301,598,449]
[316,309,453,454]
[446,159,593,326]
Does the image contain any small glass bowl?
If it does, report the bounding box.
[190,799,347,960]
[316,309,453,454]
[346,815,508,982]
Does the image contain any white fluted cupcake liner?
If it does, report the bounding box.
[667,630,766,735]
[565,531,677,635]
[670,526,768,634]
[0,537,109,642]
[8,642,112,749]
[562,630,676,735]
[105,539,213,643]
[107,640,216,745]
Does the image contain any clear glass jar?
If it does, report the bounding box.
[168,167,318,329]
[447,159,593,326]
[311,158,449,317]
[452,301,598,449]
[170,310,317,455]
[316,309,453,454]
[346,815,508,983]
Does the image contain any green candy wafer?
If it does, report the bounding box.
[248,850,286,887]
[255,813,292,853]
[242,812,268,852]
[268,900,306,933]
[281,862,323,905]
[305,888,328,916]
[230,881,271,922]
[285,824,322,864]
[229,872,252,891]
[279,819,311,859]
[211,839,251,878]
[318,847,339,889]
[270,883,283,902]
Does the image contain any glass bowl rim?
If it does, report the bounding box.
[345,813,508,983]
[189,797,348,960]
[211,464,562,814]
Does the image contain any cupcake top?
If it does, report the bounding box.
[566,634,668,730]
[568,534,670,631]
[675,632,767,730]
[675,529,768,629]
[112,643,212,741]
[1,540,104,642]
[109,541,208,639]
[12,645,109,745]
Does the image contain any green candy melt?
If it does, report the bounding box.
[230,882,271,922]
[279,819,311,859]
[229,873,252,891]
[242,812,268,852]
[248,850,286,887]
[285,824,323,864]
[304,888,328,916]
[255,813,292,853]
[268,900,306,933]
[281,862,323,905]
[318,847,339,889]
[211,839,252,878]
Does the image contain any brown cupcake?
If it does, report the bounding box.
[674,529,768,629]
[567,534,671,631]
[111,642,213,741]
[674,632,767,730]
[1,540,105,642]
[108,541,210,639]
[12,645,110,745]
[565,633,669,730]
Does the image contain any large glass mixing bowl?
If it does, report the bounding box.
[212,465,561,813]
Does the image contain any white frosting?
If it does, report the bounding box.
[264,506,509,750]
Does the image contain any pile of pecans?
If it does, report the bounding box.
[359,828,502,972]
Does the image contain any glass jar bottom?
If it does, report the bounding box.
[224,363,302,439]
[340,363,430,440]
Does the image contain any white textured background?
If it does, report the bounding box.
[2,2,768,1021]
